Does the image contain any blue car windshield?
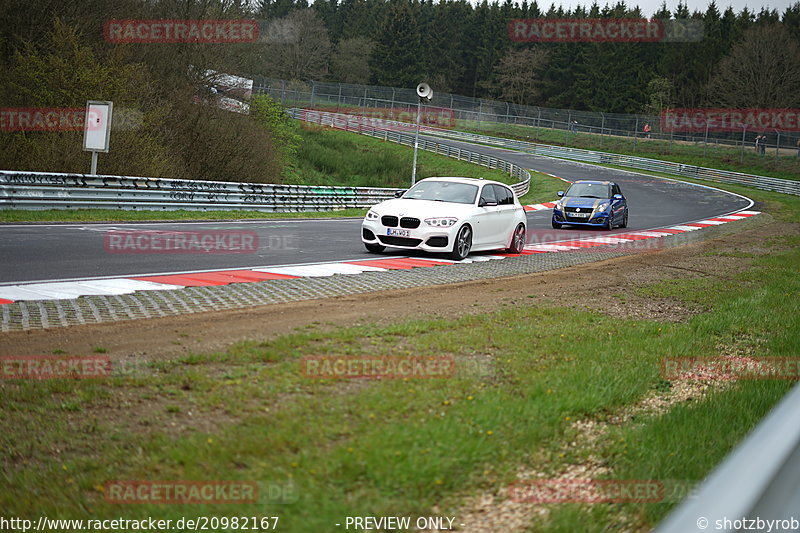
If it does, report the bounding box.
[404,181,478,204]
[566,183,611,199]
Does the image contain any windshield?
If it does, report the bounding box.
[404,181,478,204]
[565,183,611,199]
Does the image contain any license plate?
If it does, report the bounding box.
[569,212,591,218]
[387,228,410,237]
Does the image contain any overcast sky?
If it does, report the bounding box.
[538,0,796,17]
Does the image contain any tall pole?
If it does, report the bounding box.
[600,112,605,145]
[411,98,422,186]
[566,111,571,145]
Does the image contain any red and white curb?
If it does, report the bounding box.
[0,210,760,304]
[524,201,558,212]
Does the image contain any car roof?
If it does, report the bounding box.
[418,176,509,187]
[571,180,616,186]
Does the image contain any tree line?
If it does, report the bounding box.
[254,0,800,113]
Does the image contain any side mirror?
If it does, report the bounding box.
[394,190,406,198]
[613,194,623,200]
[478,198,497,207]
[557,191,564,197]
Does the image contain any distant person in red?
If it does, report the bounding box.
[643,123,651,138]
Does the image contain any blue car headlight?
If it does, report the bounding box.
[596,202,610,213]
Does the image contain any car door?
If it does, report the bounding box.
[610,184,626,224]
[472,184,503,247]
[492,184,519,246]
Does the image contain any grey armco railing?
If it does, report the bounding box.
[418,127,800,196]
[289,109,531,197]
[656,382,800,533]
[0,171,400,212]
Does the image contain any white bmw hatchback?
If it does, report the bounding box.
[361,177,527,260]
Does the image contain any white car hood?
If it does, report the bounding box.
[371,199,475,218]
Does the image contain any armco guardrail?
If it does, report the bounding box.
[0,171,400,212]
[290,109,531,197]
[656,382,800,533]
[419,127,800,197]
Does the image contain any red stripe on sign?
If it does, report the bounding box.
[0,298,13,305]
[346,259,416,270]
[132,275,228,286]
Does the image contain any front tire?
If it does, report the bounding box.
[606,214,614,231]
[552,220,562,229]
[620,209,628,228]
[449,225,472,261]
[365,243,385,253]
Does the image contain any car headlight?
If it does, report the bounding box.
[366,210,379,220]
[424,217,458,227]
[554,200,563,209]
[596,203,610,212]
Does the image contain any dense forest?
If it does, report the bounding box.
[1,0,798,179]
[255,0,800,113]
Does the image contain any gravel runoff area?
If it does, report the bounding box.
[0,216,761,333]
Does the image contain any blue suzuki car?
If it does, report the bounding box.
[551,180,628,230]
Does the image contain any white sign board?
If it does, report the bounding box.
[83,101,113,152]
